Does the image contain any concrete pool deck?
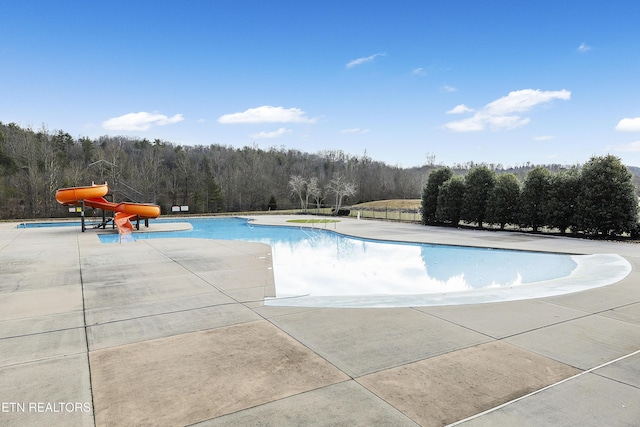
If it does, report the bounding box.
[0,215,639,426]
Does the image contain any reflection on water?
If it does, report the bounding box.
[99,217,578,298]
[270,230,577,298]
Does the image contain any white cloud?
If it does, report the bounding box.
[444,115,485,132]
[444,89,570,132]
[346,52,386,69]
[441,85,458,93]
[250,128,292,139]
[102,112,184,131]
[447,104,474,114]
[577,42,591,53]
[412,67,427,76]
[615,117,640,132]
[340,128,370,134]
[218,106,316,124]
[608,141,640,152]
[533,135,555,141]
[484,114,530,130]
[484,89,570,115]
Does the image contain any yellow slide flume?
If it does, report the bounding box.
[55,183,160,235]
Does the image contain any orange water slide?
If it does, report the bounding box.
[55,183,160,235]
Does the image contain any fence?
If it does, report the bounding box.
[176,205,423,223]
[346,206,422,223]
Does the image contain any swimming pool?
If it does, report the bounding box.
[96,217,632,307]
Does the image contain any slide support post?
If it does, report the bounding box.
[81,200,86,232]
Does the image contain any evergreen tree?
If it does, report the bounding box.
[267,195,277,210]
[486,173,520,229]
[577,155,639,236]
[435,176,465,225]
[546,167,580,234]
[206,177,223,212]
[420,167,452,224]
[461,165,495,228]
[520,166,551,232]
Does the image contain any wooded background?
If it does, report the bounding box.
[1,121,638,221]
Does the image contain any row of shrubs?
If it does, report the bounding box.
[420,155,639,237]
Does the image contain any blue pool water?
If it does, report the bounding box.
[97,218,579,302]
[20,221,81,228]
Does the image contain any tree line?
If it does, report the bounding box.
[0,122,428,219]
[421,155,640,237]
[1,121,639,235]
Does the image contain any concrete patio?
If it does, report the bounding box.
[0,216,639,426]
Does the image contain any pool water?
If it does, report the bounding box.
[93,217,603,307]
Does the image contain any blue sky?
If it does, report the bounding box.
[2,1,640,167]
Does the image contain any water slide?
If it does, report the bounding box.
[55,183,160,235]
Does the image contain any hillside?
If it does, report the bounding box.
[1,121,638,220]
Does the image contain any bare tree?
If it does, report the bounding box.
[289,175,307,211]
[326,173,357,215]
[140,145,163,195]
[307,177,322,211]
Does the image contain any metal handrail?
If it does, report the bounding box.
[112,180,156,204]
[114,180,144,197]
